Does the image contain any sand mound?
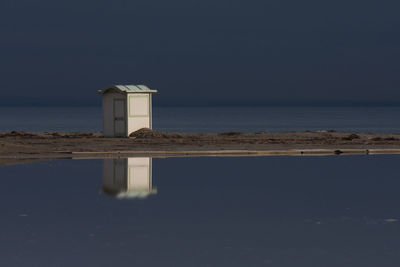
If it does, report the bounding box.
[129,128,192,139]
[129,128,165,138]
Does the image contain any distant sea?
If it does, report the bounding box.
[1,106,400,133]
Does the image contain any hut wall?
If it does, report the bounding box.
[127,93,151,135]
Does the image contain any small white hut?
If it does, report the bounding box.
[98,85,157,137]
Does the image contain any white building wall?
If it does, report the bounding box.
[126,93,151,135]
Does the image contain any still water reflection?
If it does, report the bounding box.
[1,156,400,267]
[102,158,156,199]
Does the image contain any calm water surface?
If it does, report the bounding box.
[1,106,400,133]
[1,156,400,266]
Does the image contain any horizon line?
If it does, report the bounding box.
[1,103,400,108]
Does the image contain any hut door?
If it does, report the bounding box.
[113,99,126,136]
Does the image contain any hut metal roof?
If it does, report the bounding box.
[98,85,157,94]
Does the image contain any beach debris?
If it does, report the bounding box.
[370,136,399,141]
[383,137,399,141]
[342,133,360,140]
[0,131,101,139]
[218,132,243,136]
[9,131,35,137]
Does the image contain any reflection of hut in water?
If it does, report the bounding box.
[102,157,157,199]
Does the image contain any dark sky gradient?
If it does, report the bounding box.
[1,0,399,106]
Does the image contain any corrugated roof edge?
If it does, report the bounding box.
[98,84,157,94]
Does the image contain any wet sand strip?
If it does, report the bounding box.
[70,148,400,158]
[2,148,400,166]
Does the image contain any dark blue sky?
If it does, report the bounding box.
[1,0,399,106]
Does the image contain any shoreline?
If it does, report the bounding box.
[1,148,400,166]
[1,129,400,165]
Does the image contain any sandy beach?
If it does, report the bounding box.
[1,128,400,164]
